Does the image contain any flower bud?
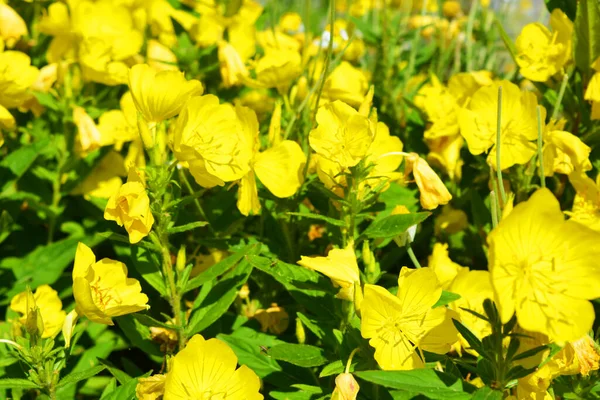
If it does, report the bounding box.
[332,373,360,400]
[176,245,186,272]
[62,309,78,348]
[405,153,452,210]
[295,317,306,345]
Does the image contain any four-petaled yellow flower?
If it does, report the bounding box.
[10,284,66,339]
[361,267,458,370]
[488,188,600,343]
[164,334,263,400]
[73,242,149,325]
[459,80,539,170]
[104,168,155,244]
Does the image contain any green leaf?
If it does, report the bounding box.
[247,255,337,319]
[286,212,346,227]
[130,246,167,297]
[33,92,60,111]
[355,370,475,400]
[0,137,51,194]
[57,365,106,389]
[101,377,139,400]
[545,0,577,20]
[268,344,328,368]
[361,212,430,240]
[98,359,132,385]
[574,0,600,74]
[184,243,258,293]
[132,313,174,329]
[512,344,548,362]
[433,291,461,308]
[451,319,489,360]
[270,385,324,400]
[116,315,163,359]
[494,17,518,66]
[166,221,208,234]
[319,360,344,377]
[470,386,504,400]
[186,258,253,336]
[0,378,41,389]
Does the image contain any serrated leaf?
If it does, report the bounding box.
[0,378,41,389]
[361,212,430,240]
[268,344,329,368]
[355,370,475,400]
[57,365,106,389]
[433,291,461,308]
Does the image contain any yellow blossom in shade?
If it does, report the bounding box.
[0,51,39,110]
[72,151,127,199]
[104,168,155,244]
[128,64,203,125]
[98,92,139,151]
[191,248,228,276]
[515,9,572,82]
[404,153,452,210]
[136,374,166,400]
[73,242,149,325]
[361,267,458,370]
[171,95,252,187]
[310,101,375,168]
[542,117,591,176]
[426,134,464,181]
[567,172,600,232]
[417,75,460,139]
[10,285,66,339]
[218,41,249,88]
[254,303,290,335]
[147,39,178,71]
[427,243,468,289]
[0,104,15,131]
[0,3,27,48]
[458,80,539,170]
[332,372,360,400]
[585,58,600,120]
[434,205,468,236]
[447,271,493,354]
[163,334,263,400]
[298,246,360,302]
[488,188,600,343]
[322,62,369,107]
[572,335,600,376]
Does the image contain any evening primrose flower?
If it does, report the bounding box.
[488,188,600,343]
[515,9,572,82]
[0,51,39,110]
[73,242,149,325]
[98,91,139,150]
[361,267,458,370]
[542,117,591,176]
[136,374,166,400]
[254,303,290,335]
[0,2,27,48]
[128,64,203,126]
[104,168,155,244]
[72,151,127,199]
[147,39,178,72]
[427,243,467,289]
[244,48,302,93]
[404,153,452,210]
[322,62,370,107]
[171,95,252,187]
[310,100,375,168]
[458,80,539,170]
[164,334,263,400]
[298,246,360,302]
[567,172,600,232]
[585,58,600,120]
[236,105,306,215]
[73,106,112,155]
[10,285,66,339]
[218,40,249,88]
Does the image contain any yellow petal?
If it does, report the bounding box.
[254,140,306,198]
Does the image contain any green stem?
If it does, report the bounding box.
[466,0,479,71]
[490,190,499,228]
[495,86,507,205]
[178,169,215,234]
[311,0,336,123]
[536,106,546,189]
[551,73,569,121]
[406,243,422,269]
[345,347,360,373]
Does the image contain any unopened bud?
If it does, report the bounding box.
[296,317,306,345]
[332,373,360,400]
[62,309,78,348]
[176,245,186,272]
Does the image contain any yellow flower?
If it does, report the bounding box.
[585,58,600,120]
[404,153,452,210]
[218,40,249,88]
[0,104,15,131]
[136,374,166,400]
[246,48,302,93]
[147,39,178,72]
[62,309,78,348]
[567,172,600,232]
[104,168,155,244]
[0,3,28,48]
[236,104,306,215]
[458,80,539,170]
[298,246,360,302]
[191,248,229,276]
[171,95,252,187]
[310,100,375,168]
[164,334,263,400]
[572,335,600,376]
[10,285,66,339]
[128,64,203,125]
[98,91,139,151]
[73,106,112,155]
[542,117,591,176]
[332,372,360,400]
[72,151,127,199]
[0,51,39,110]
[254,303,290,335]
[73,242,149,325]
[515,9,572,82]
[448,271,494,355]
[434,205,468,236]
[488,188,600,343]
[426,134,464,181]
[322,61,369,107]
[427,243,468,289]
[361,267,458,370]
